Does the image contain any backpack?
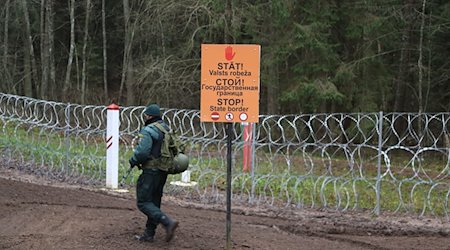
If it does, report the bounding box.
[151,122,189,174]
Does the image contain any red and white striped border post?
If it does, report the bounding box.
[106,103,120,189]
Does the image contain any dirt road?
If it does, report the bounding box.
[1,168,449,250]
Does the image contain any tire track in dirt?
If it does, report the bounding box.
[279,227,390,250]
[2,201,134,211]
[243,222,389,250]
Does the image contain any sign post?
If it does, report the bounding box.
[201,44,260,249]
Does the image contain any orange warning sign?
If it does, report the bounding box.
[200,44,261,123]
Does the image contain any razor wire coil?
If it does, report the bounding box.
[1,92,449,218]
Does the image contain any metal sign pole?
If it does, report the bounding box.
[226,122,233,250]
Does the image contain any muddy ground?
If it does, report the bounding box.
[1,167,450,250]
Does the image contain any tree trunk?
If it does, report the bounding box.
[393,1,414,112]
[23,38,32,96]
[417,0,427,114]
[125,57,134,106]
[2,0,11,92]
[81,0,92,104]
[267,65,280,115]
[102,0,108,100]
[119,0,129,103]
[21,0,37,97]
[47,0,56,99]
[425,11,432,112]
[224,0,233,43]
[121,0,134,105]
[40,0,49,99]
[63,0,75,98]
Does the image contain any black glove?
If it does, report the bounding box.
[129,158,138,169]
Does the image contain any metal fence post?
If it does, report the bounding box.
[65,103,71,174]
[250,122,256,204]
[376,111,383,216]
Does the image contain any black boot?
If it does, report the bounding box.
[160,215,179,242]
[135,230,154,242]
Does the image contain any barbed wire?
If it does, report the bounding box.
[0,93,449,218]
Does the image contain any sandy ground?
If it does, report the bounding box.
[1,167,450,250]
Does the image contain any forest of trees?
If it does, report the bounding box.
[0,0,449,114]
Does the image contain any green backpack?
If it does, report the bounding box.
[151,122,189,174]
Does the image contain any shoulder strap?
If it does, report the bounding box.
[143,124,160,141]
[151,122,168,134]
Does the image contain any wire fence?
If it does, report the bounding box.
[1,93,449,218]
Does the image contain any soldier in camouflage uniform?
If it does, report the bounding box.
[129,103,178,242]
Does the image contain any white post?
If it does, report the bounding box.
[106,103,120,189]
[182,170,191,183]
